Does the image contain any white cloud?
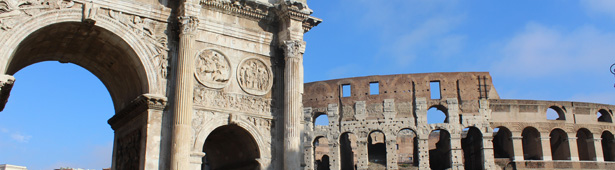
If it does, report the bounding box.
[492,22,615,78]
[10,132,31,143]
[581,0,615,18]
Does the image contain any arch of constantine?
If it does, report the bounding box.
[0,0,613,170]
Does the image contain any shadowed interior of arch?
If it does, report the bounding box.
[368,131,387,169]
[7,22,148,111]
[202,124,261,170]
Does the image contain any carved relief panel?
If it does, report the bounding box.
[237,57,272,95]
[194,49,231,88]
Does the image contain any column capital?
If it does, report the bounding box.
[281,40,306,59]
[179,16,199,35]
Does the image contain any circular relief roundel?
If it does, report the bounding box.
[194,49,231,88]
[237,57,273,95]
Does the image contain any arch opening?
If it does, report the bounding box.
[549,128,570,160]
[429,129,451,170]
[602,131,615,161]
[427,105,448,124]
[522,127,543,160]
[8,22,149,111]
[546,106,565,120]
[598,109,612,123]
[368,131,387,169]
[314,136,331,170]
[202,125,261,170]
[493,127,514,160]
[340,132,357,170]
[577,128,596,161]
[314,112,329,127]
[462,127,484,170]
[396,129,418,169]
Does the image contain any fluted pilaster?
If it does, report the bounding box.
[171,16,199,170]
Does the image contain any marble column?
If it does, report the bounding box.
[282,40,306,170]
[170,16,199,170]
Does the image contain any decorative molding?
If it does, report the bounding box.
[281,40,305,58]
[0,0,79,31]
[179,15,199,35]
[194,49,231,89]
[237,57,272,95]
[193,86,272,115]
[108,94,168,130]
[0,75,15,111]
[200,0,272,21]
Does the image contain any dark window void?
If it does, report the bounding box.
[429,130,451,170]
[427,106,448,124]
[462,127,484,170]
[342,84,351,97]
[314,113,329,126]
[602,131,615,161]
[522,127,543,160]
[397,129,418,167]
[546,106,565,120]
[202,125,260,170]
[550,128,571,160]
[340,133,357,170]
[314,137,330,170]
[368,131,387,169]
[369,82,379,95]
[577,128,596,161]
[430,81,441,99]
[493,127,514,159]
[598,109,613,123]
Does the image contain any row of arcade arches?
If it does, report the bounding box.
[312,127,485,170]
[493,126,615,162]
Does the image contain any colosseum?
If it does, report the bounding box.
[302,72,615,170]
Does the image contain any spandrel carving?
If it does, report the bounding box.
[237,58,272,95]
[194,49,231,88]
[0,0,78,31]
[194,86,272,115]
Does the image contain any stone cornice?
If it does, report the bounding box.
[108,94,167,130]
[201,0,272,21]
[0,75,15,111]
[76,0,172,22]
[302,16,322,33]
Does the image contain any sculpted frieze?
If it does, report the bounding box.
[237,57,272,95]
[0,0,78,30]
[194,49,231,88]
[193,86,272,115]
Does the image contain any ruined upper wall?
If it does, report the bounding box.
[304,72,499,110]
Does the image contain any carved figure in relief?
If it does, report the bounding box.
[0,0,75,30]
[195,49,231,88]
[238,58,272,95]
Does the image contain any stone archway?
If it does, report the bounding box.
[462,127,484,170]
[1,16,163,169]
[202,125,261,170]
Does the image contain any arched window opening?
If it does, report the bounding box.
[598,109,613,123]
[427,106,448,124]
[493,127,514,160]
[577,128,596,161]
[314,137,330,170]
[602,131,615,161]
[397,129,418,169]
[314,113,329,127]
[340,132,358,170]
[462,127,484,170]
[429,130,451,170]
[550,128,570,160]
[202,125,260,170]
[0,62,113,169]
[368,131,387,169]
[546,106,565,120]
[522,127,543,160]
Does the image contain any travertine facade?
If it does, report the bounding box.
[303,72,615,170]
[0,0,613,170]
[0,0,319,170]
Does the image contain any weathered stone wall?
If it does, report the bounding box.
[303,72,615,170]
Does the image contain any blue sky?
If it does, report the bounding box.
[2,0,615,169]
